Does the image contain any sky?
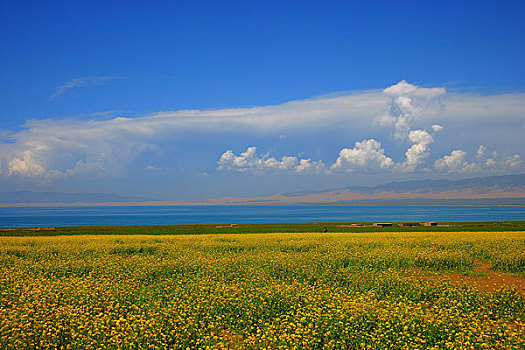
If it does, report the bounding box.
[0,0,524,200]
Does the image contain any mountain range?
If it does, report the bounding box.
[184,174,525,206]
[0,191,152,204]
[1,174,524,206]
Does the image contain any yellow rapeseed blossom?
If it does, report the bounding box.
[0,231,524,349]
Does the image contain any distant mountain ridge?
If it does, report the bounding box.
[285,174,525,197]
[1,174,524,206]
[0,191,152,204]
[186,173,525,206]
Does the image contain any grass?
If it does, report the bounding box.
[1,220,525,236]
[1,230,524,349]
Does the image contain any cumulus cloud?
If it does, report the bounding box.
[7,149,45,177]
[217,147,324,173]
[434,150,476,173]
[378,80,446,139]
[331,139,393,172]
[505,154,523,168]
[472,144,501,169]
[399,130,434,172]
[431,124,443,132]
[49,76,118,100]
[435,147,522,173]
[329,81,449,174]
[0,117,153,180]
[1,80,523,181]
[476,145,486,159]
[485,158,496,167]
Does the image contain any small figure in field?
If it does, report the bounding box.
[323,227,327,232]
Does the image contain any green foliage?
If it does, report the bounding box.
[0,231,524,349]
[2,220,525,236]
[109,245,159,256]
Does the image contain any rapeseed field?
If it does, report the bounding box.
[1,231,524,349]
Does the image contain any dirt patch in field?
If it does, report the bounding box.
[410,260,525,295]
[210,329,243,349]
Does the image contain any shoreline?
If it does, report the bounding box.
[1,201,524,208]
[1,220,524,235]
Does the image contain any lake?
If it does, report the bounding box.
[0,205,524,228]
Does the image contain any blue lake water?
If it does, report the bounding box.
[0,205,524,228]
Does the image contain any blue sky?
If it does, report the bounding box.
[0,0,524,200]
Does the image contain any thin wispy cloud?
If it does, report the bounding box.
[49,76,118,100]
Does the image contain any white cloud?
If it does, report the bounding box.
[217,147,324,173]
[331,139,393,172]
[0,117,154,180]
[49,76,118,100]
[8,149,45,177]
[379,80,446,139]
[431,124,443,132]
[476,145,486,159]
[473,145,498,169]
[1,80,523,181]
[296,158,325,173]
[398,129,434,172]
[434,148,522,173]
[382,80,446,98]
[485,158,496,167]
[434,150,475,173]
[505,154,523,168]
[334,81,446,174]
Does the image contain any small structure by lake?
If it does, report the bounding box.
[424,222,438,226]
[398,222,421,227]
[373,222,393,227]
